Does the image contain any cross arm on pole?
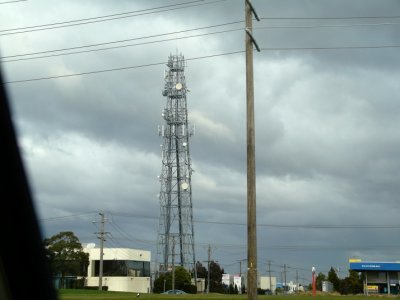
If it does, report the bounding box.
[245,0,260,21]
[245,0,261,52]
[245,28,260,52]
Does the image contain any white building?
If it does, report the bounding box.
[258,276,277,293]
[226,273,277,294]
[322,281,334,293]
[83,246,151,293]
[284,281,304,293]
[222,273,244,293]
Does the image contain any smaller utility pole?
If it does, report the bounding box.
[238,258,247,277]
[207,244,211,294]
[296,269,299,293]
[94,212,108,291]
[267,260,272,291]
[283,264,287,293]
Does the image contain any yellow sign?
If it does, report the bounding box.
[349,258,362,262]
[367,285,378,292]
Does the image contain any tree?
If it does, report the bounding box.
[209,261,224,293]
[174,266,192,290]
[316,272,326,291]
[336,269,363,295]
[153,272,170,293]
[228,283,235,294]
[327,267,340,291]
[153,266,196,294]
[196,261,207,279]
[43,231,89,288]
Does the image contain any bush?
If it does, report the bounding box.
[83,286,108,291]
[183,284,197,294]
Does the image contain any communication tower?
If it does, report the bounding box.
[156,53,196,277]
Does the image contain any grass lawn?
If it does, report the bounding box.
[58,290,400,300]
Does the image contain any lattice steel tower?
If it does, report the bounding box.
[156,53,196,277]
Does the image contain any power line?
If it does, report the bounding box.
[0,0,202,33]
[3,20,399,63]
[108,221,156,246]
[6,19,399,59]
[0,0,205,34]
[40,212,97,221]
[75,229,400,253]
[260,15,400,20]
[254,22,400,30]
[0,0,227,36]
[259,45,400,51]
[3,42,400,84]
[4,44,400,84]
[195,242,400,251]
[1,20,243,59]
[2,50,245,84]
[40,211,400,229]
[0,0,27,4]
[1,25,244,63]
[195,219,400,229]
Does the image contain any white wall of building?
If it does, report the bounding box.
[84,247,151,293]
[84,247,150,262]
[322,281,334,293]
[286,280,304,293]
[258,276,277,292]
[86,276,150,293]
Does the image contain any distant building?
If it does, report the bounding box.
[276,281,303,293]
[194,277,205,293]
[258,276,277,293]
[83,246,151,293]
[322,281,333,292]
[349,259,400,295]
[222,273,243,293]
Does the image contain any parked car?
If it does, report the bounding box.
[265,289,273,295]
[161,289,187,294]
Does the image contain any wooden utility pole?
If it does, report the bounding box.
[245,0,260,299]
[207,244,211,294]
[267,260,272,292]
[284,264,287,292]
[96,212,107,291]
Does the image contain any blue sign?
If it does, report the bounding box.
[350,262,400,271]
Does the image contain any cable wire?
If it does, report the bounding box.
[0,0,227,36]
[259,45,400,51]
[40,211,400,229]
[0,0,27,4]
[41,212,97,222]
[260,16,400,20]
[1,25,244,63]
[4,20,400,63]
[254,22,400,30]
[2,50,245,84]
[0,0,202,33]
[5,44,400,85]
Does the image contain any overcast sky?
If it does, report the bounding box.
[1,0,400,284]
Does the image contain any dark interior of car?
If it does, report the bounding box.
[1,67,58,299]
